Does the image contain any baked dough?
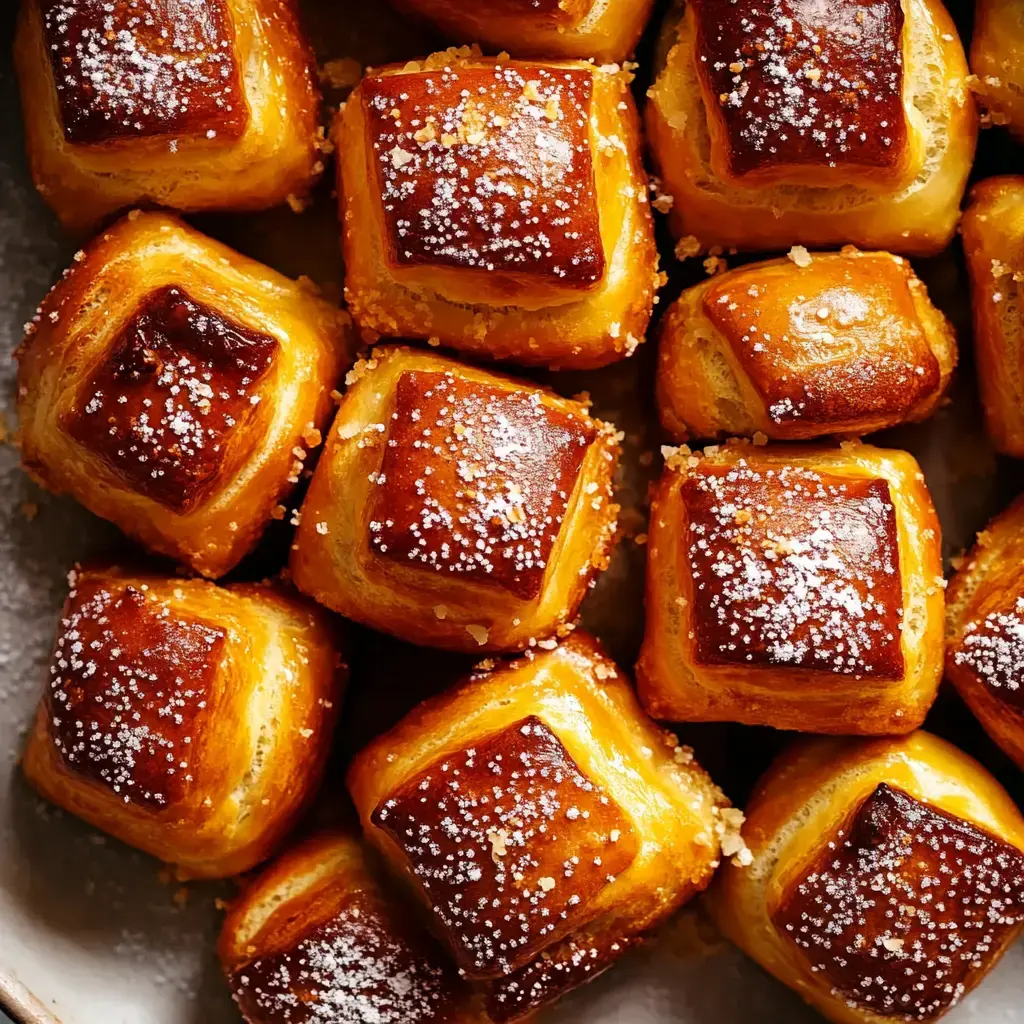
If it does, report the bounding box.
[290,345,620,653]
[637,440,945,733]
[709,731,1024,1024]
[657,248,957,441]
[22,565,345,879]
[971,0,1024,140]
[15,0,323,232]
[961,176,1024,457]
[220,831,488,1023]
[348,634,726,1019]
[388,0,655,62]
[17,211,354,578]
[337,48,659,368]
[946,494,1024,772]
[646,0,976,254]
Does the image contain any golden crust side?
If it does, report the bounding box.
[348,634,725,997]
[16,211,355,578]
[22,566,346,879]
[645,0,976,254]
[14,0,322,232]
[289,345,621,653]
[388,0,655,62]
[338,52,658,369]
[945,494,1024,771]
[219,832,490,1024]
[636,440,945,733]
[971,0,1024,140]
[656,250,957,442]
[961,176,1024,457]
[708,731,1024,1024]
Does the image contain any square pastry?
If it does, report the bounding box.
[657,249,956,441]
[711,731,1024,1024]
[637,440,945,733]
[646,0,976,254]
[348,634,726,1018]
[17,211,354,578]
[387,0,655,62]
[337,50,659,368]
[21,564,345,878]
[14,0,323,231]
[220,832,488,1023]
[946,494,1024,772]
[290,345,620,652]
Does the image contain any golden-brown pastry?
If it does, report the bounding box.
[220,832,488,1023]
[337,49,659,369]
[348,634,726,1019]
[961,176,1024,457]
[971,0,1024,139]
[657,248,957,442]
[17,211,353,579]
[389,0,655,62]
[21,565,345,879]
[15,0,323,232]
[710,731,1024,1024]
[290,345,620,653]
[646,0,976,255]
[946,495,1024,772]
[637,440,945,733]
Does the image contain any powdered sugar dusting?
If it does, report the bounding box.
[682,460,904,675]
[954,596,1024,713]
[774,784,1024,1019]
[42,0,246,145]
[372,715,638,976]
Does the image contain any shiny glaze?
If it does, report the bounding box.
[774,783,1024,1020]
[45,571,225,809]
[952,591,1024,716]
[231,884,466,1024]
[41,0,247,145]
[65,285,277,512]
[693,0,907,179]
[370,371,594,600]
[702,255,940,427]
[372,715,638,977]
[681,460,904,676]
[362,63,604,289]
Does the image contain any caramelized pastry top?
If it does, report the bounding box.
[64,286,277,512]
[681,461,904,676]
[952,594,1024,716]
[44,573,225,808]
[231,886,465,1024]
[361,63,604,288]
[773,783,1024,1020]
[370,371,594,600]
[41,0,247,146]
[692,0,907,180]
[372,715,638,976]
[702,256,940,427]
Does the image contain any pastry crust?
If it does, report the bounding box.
[388,0,656,62]
[636,440,944,733]
[971,0,1024,140]
[709,732,1024,1024]
[646,0,976,254]
[17,211,354,579]
[337,49,659,369]
[657,249,957,442]
[220,832,489,1023]
[290,345,621,653]
[348,633,725,1018]
[945,495,1024,772]
[15,0,323,232]
[21,565,345,879]
[960,176,1024,457]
